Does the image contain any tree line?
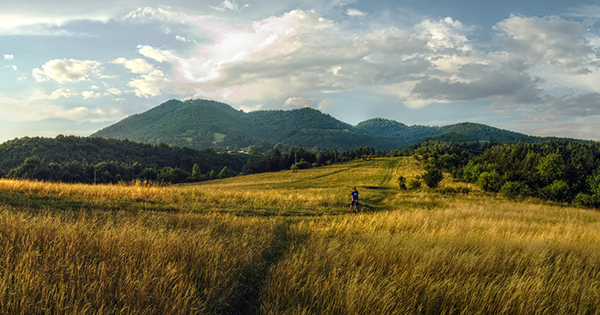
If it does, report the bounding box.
[241,146,384,175]
[4,156,236,184]
[401,139,600,208]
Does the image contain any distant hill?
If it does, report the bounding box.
[356,118,550,146]
[92,99,580,152]
[92,99,399,152]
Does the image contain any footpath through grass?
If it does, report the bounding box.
[1,157,600,314]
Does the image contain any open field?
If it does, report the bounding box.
[0,157,599,314]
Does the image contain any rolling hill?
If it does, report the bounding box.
[92,98,562,152]
[92,99,398,152]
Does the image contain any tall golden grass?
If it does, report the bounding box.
[0,157,599,314]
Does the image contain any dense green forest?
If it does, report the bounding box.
[401,139,600,208]
[0,136,254,184]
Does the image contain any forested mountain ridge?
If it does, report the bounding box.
[92,99,581,152]
[355,118,547,147]
[92,99,398,151]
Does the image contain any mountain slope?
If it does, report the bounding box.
[93,99,580,153]
[92,99,398,151]
[356,118,543,145]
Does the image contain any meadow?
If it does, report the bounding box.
[0,157,599,314]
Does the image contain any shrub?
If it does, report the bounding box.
[423,168,444,188]
[477,170,503,192]
[500,181,530,199]
[539,180,570,202]
[407,178,421,190]
[572,193,597,208]
[398,176,407,190]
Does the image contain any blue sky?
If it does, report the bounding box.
[2,0,600,143]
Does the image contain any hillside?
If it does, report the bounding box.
[355,118,542,146]
[92,99,398,152]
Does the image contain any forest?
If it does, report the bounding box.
[401,139,600,208]
[0,135,253,184]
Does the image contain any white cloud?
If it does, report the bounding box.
[284,97,316,107]
[105,88,123,96]
[127,69,169,98]
[32,59,102,83]
[347,8,365,17]
[122,6,188,23]
[112,58,155,74]
[5,65,17,71]
[0,92,124,123]
[317,99,336,110]
[493,15,599,74]
[211,1,248,12]
[4,54,13,60]
[137,45,172,62]
[46,88,76,100]
[81,91,101,99]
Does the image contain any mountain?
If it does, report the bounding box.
[92,99,399,152]
[92,99,579,153]
[356,118,546,146]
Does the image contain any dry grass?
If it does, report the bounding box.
[262,196,600,314]
[0,157,599,314]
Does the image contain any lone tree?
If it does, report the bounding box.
[423,168,444,188]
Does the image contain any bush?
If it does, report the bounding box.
[572,193,597,208]
[407,178,421,190]
[477,170,503,192]
[500,181,530,199]
[423,168,444,188]
[398,176,407,190]
[539,180,570,202]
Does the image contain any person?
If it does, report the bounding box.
[350,187,360,212]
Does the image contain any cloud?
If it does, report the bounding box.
[46,88,76,100]
[137,45,172,62]
[81,91,101,99]
[112,55,170,98]
[173,10,432,102]
[32,59,102,83]
[211,1,248,12]
[4,54,13,60]
[122,6,188,23]
[127,69,169,98]
[284,97,316,107]
[347,8,365,17]
[5,65,17,71]
[493,15,600,74]
[317,99,336,110]
[0,92,124,123]
[112,58,155,74]
[492,92,600,123]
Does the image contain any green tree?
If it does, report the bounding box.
[536,152,565,185]
[8,156,50,181]
[423,168,444,188]
[217,166,231,179]
[477,170,503,192]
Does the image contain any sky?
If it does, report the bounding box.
[2,0,600,143]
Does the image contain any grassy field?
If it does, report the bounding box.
[0,157,599,314]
